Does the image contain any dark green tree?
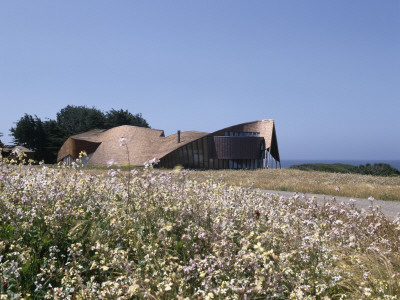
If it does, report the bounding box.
[42,120,67,162]
[10,114,47,161]
[10,114,38,150]
[56,105,106,136]
[105,109,149,129]
[11,106,149,163]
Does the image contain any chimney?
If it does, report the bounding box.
[177,130,181,143]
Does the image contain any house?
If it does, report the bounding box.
[1,145,35,162]
[57,120,280,169]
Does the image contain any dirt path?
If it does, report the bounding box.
[259,189,400,220]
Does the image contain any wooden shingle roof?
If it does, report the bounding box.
[57,120,279,166]
[57,125,208,166]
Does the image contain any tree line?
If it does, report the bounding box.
[10,105,150,163]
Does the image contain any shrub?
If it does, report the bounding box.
[290,163,400,177]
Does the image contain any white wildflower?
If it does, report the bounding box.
[119,137,128,147]
[107,159,117,167]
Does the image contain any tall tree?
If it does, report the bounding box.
[105,109,149,129]
[11,106,150,163]
[42,120,66,162]
[10,114,47,161]
[10,114,38,150]
[56,105,106,136]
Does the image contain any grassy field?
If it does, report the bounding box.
[75,166,400,201]
[185,168,400,201]
[1,161,400,298]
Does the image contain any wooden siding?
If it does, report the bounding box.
[159,131,271,170]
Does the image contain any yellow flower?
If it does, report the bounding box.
[127,283,140,296]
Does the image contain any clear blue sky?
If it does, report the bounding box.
[0,1,399,160]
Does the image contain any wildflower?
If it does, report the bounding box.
[335,186,340,192]
[107,159,117,167]
[2,281,8,291]
[363,287,372,297]
[144,158,160,169]
[90,262,98,270]
[254,242,264,252]
[363,272,370,280]
[254,210,260,219]
[12,148,22,156]
[149,157,160,165]
[119,137,128,147]
[127,283,140,296]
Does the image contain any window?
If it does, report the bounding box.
[225,132,260,137]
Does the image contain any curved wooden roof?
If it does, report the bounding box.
[57,125,208,165]
[209,119,280,161]
[57,120,279,166]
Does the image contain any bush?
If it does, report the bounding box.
[290,163,400,177]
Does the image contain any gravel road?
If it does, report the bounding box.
[259,189,400,220]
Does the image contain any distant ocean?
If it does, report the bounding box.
[281,160,400,171]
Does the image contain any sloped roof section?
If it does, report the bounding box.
[210,119,279,161]
[57,120,279,166]
[57,125,208,166]
[12,146,34,153]
[70,129,106,141]
[88,126,165,165]
[156,131,208,159]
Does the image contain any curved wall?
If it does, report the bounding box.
[57,138,101,162]
[158,120,280,170]
[159,136,264,169]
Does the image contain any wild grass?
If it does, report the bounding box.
[185,168,400,201]
[1,158,400,299]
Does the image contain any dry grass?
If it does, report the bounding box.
[184,169,400,201]
[72,166,400,201]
